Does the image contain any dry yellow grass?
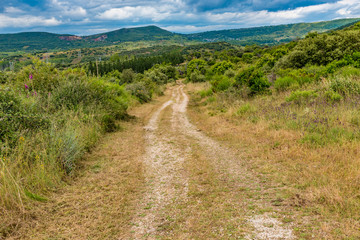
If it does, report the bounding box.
[186,82,360,239]
[3,90,173,240]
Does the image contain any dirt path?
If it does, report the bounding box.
[11,83,297,239]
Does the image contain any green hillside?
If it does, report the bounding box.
[0,19,359,52]
[87,25,176,42]
[185,18,360,45]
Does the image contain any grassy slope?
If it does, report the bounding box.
[186,18,360,45]
[188,81,360,239]
[1,18,359,52]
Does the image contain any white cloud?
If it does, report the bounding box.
[163,24,228,33]
[4,7,25,14]
[0,15,62,28]
[97,6,171,21]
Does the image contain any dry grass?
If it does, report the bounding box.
[186,82,360,239]
[3,91,174,240]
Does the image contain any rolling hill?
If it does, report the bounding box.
[185,18,360,45]
[0,18,359,52]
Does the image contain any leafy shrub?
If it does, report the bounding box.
[101,114,118,133]
[126,82,152,103]
[187,59,207,79]
[236,103,256,116]
[199,89,213,98]
[145,69,168,85]
[211,75,233,92]
[225,69,236,78]
[51,78,128,119]
[120,69,135,85]
[274,76,299,91]
[0,88,49,145]
[190,72,206,82]
[16,59,64,92]
[286,90,318,104]
[334,66,360,78]
[324,90,342,103]
[211,61,234,75]
[235,67,270,96]
[330,78,360,96]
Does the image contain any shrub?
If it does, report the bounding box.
[126,82,152,103]
[199,89,213,98]
[274,76,299,92]
[211,75,233,92]
[330,78,360,96]
[236,103,256,116]
[190,72,206,82]
[234,68,270,96]
[324,90,342,103]
[187,59,207,79]
[101,114,118,133]
[286,90,318,104]
[120,69,135,85]
[211,61,234,75]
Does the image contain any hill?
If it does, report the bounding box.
[0,26,180,52]
[0,19,359,52]
[185,18,360,45]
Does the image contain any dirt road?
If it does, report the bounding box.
[13,83,296,239]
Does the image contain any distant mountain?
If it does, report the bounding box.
[86,25,176,42]
[185,18,360,45]
[0,26,179,52]
[0,19,359,52]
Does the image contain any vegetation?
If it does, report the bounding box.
[186,18,360,45]
[0,52,177,236]
[187,21,360,238]
[0,19,358,53]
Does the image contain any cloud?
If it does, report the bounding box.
[1,0,360,34]
[4,7,25,14]
[0,14,62,28]
[97,6,171,22]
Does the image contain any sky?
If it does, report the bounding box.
[0,0,360,35]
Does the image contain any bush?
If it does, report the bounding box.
[235,68,270,96]
[190,72,206,82]
[187,59,207,79]
[199,89,213,98]
[274,76,299,92]
[101,114,118,133]
[330,78,360,96]
[324,90,342,103]
[236,103,256,116]
[120,69,135,85]
[126,82,152,103]
[286,90,318,104]
[211,61,234,75]
[211,75,233,92]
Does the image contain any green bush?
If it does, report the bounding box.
[274,76,299,92]
[286,90,318,104]
[187,59,207,80]
[235,67,270,96]
[211,61,234,75]
[211,75,233,92]
[330,78,360,96]
[101,114,118,133]
[236,103,256,116]
[190,72,206,82]
[324,90,342,102]
[199,89,213,98]
[126,82,152,103]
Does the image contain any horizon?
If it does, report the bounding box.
[1,0,360,35]
[0,18,358,36]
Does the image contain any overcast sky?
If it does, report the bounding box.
[0,0,359,35]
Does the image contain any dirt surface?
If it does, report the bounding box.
[9,83,297,239]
